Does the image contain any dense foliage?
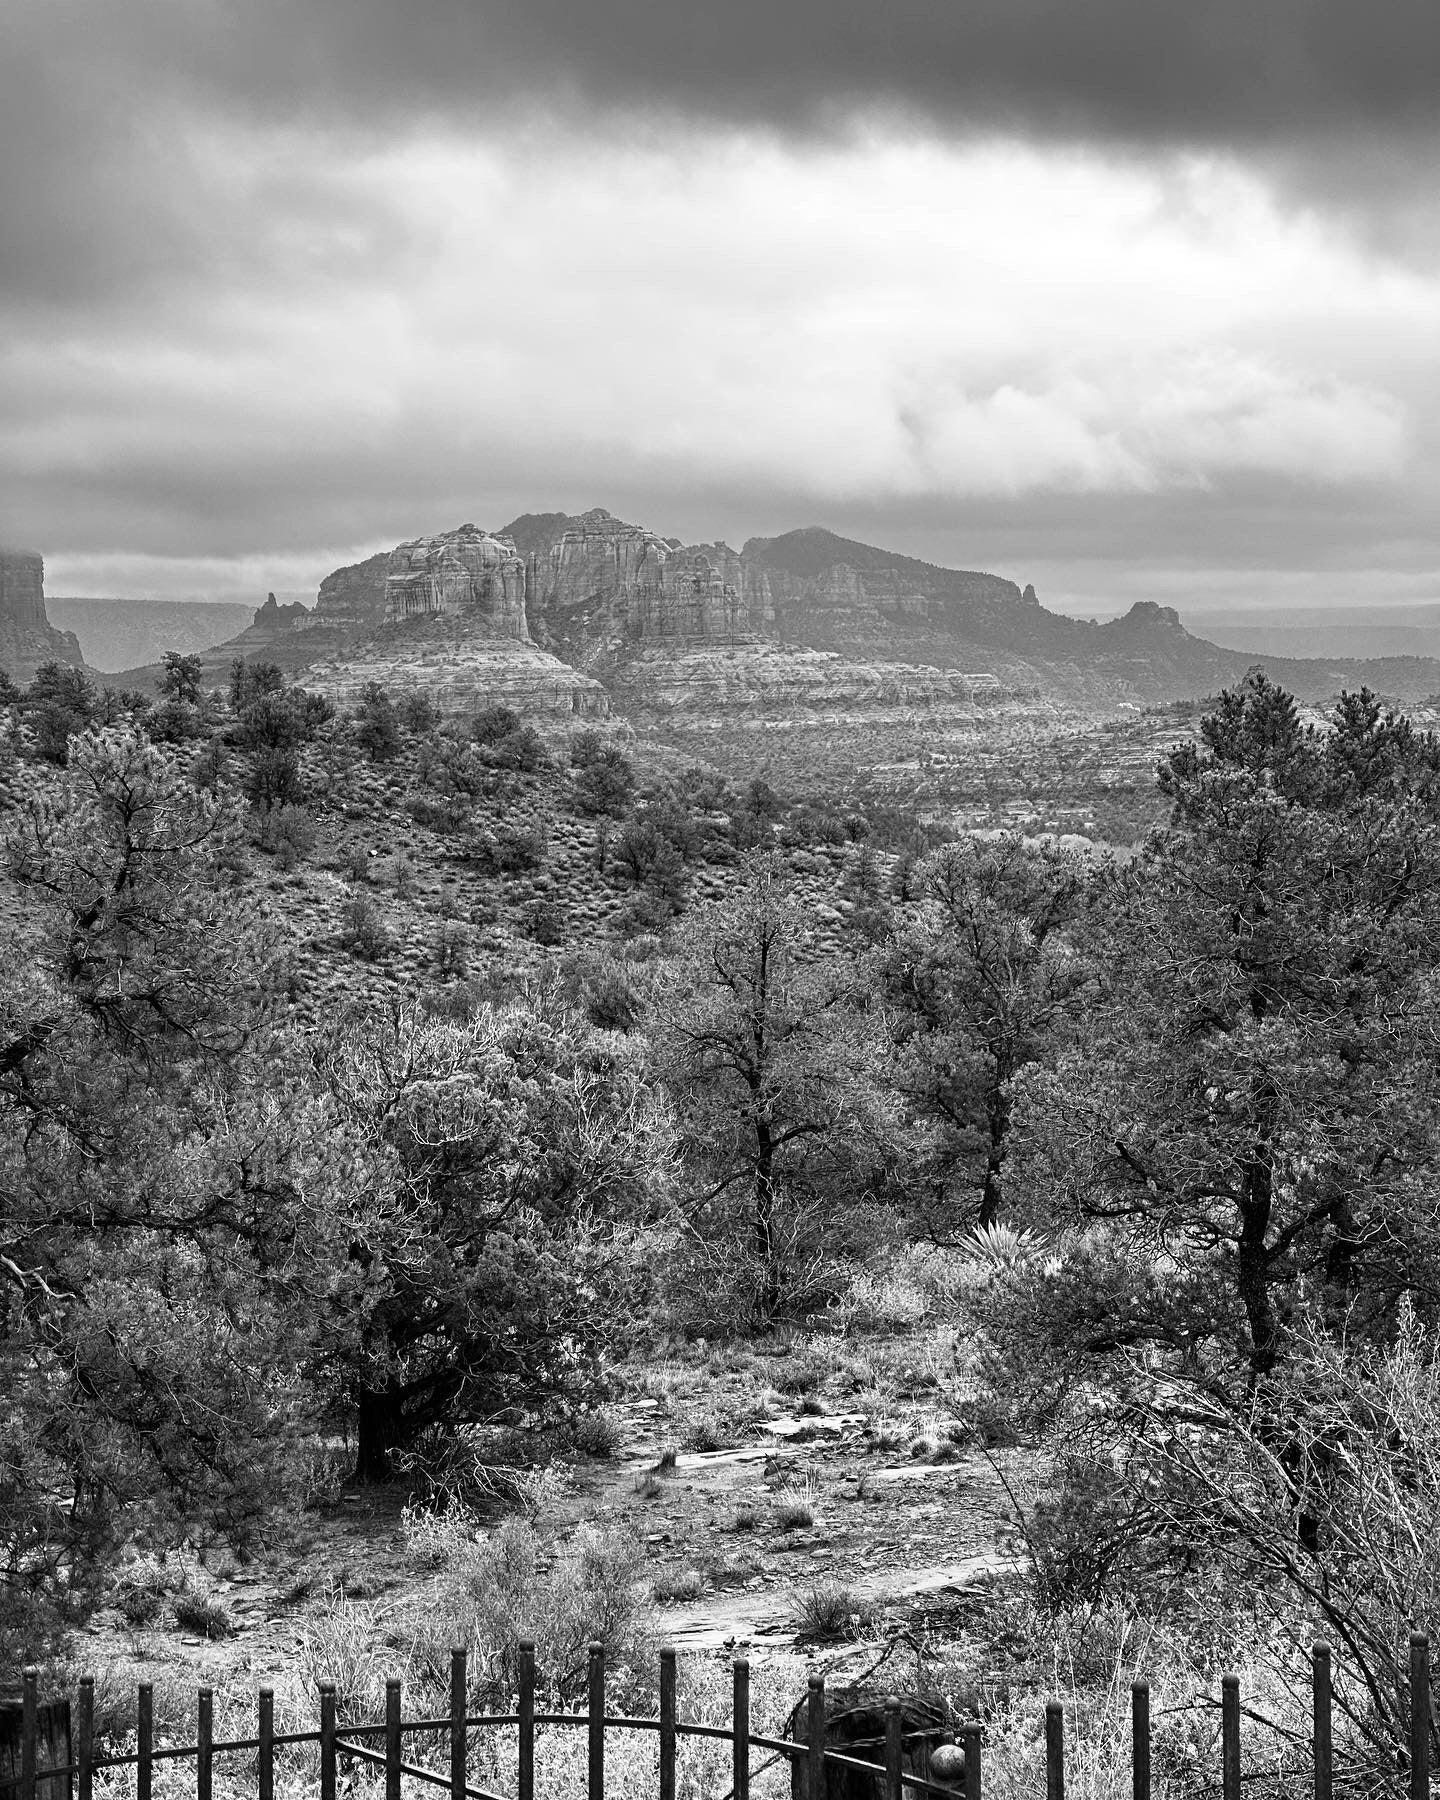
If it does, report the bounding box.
[4,656,1440,1726]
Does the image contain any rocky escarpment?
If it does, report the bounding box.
[0,548,86,681]
[608,641,1027,722]
[305,525,605,719]
[311,551,390,636]
[514,508,1043,715]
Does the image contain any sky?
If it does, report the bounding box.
[3,0,1439,618]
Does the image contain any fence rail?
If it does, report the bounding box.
[4,1634,1433,1799]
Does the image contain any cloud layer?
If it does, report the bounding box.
[4,2,1438,609]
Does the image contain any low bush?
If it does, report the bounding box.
[254,802,317,870]
[570,1410,625,1459]
[112,1557,170,1628]
[413,1519,656,1705]
[339,892,391,961]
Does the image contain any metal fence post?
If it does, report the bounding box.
[587,1643,604,1800]
[1045,1702,1064,1800]
[258,1688,274,1800]
[1131,1681,1149,1800]
[20,1669,37,1800]
[733,1659,750,1800]
[450,1649,467,1800]
[518,1642,535,1800]
[884,1698,903,1800]
[659,1648,676,1800]
[1312,1643,1331,1800]
[807,1673,825,1800]
[138,1684,153,1800]
[385,1678,401,1800]
[197,1688,213,1800]
[78,1676,93,1800]
[960,1725,982,1800]
[1412,1633,1430,1800]
[319,1683,336,1800]
[1222,1675,1241,1800]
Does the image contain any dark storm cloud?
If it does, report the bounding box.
[19,0,1440,141]
[7,0,1439,313]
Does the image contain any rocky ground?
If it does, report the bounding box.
[63,1301,1032,1714]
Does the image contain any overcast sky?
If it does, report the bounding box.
[4,1,1438,616]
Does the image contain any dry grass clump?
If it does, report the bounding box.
[772,1482,818,1531]
[678,1412,738,1454]
[171,1585,234,1640]
[650,1568,708,1605]
[789,1581,874,1642]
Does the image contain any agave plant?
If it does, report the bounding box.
[955,1220,1047,1269]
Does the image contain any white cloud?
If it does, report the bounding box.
[3,122,1437,596]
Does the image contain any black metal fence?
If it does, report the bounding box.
[4,1633,1435,1800]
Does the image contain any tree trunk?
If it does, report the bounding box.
[979,1079,1011,1229]
[754,1116,780,1312]
[354,1386,406,1482]
[1237,1147,1279,1379]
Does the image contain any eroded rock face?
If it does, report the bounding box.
[527,510,768,665]
[0,547,86,681]
[312,551,391,635]
[305,614,607,719]
[530,508,670,624]
[387,525,529,638]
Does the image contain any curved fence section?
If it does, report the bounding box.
[2,1633,1432,1799]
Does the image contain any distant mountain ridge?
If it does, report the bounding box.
[49,598,255,672]
[101,508,1440,714]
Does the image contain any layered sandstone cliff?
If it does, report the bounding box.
[387,525,528,636]
[607,640,1018,719]
[0,548,87,681]
[304,615,607,719]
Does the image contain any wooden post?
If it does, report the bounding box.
[197,1689,212,1800]
[319,1684,336,1800]
[960,1725,981,1800]
[7,1673,74,1800]
[587,1644,604,1800]
[20,1670,37,1800]
[732,1660,750,1800]
[78,1677,93,1800]
[518,1642,535,1800]
[138,1685,153,1800]
[884,1699,903,1800]
[385,1678,401,1800]
[659,1648,676,1800]
[450,1650,466,1800]
[1222,1675,1241,1800]
[1045,1702,1064,1800]
[258,1689,274,1800]
[1312,1643,1331,1800]
[1131,1681,1150,1800]
[806,1674,825,1800]
[1411,1633,1430,1800]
